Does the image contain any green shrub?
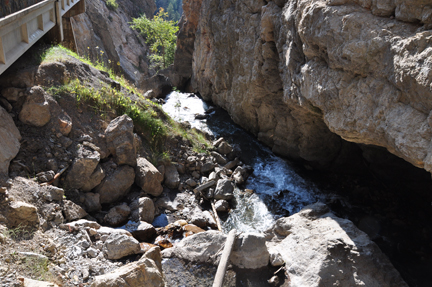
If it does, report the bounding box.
[106,0,118,10]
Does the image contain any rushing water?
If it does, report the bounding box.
[163,92,321,233]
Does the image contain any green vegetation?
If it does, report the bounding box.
[155,0,183,22]
[106,0,119,10]
[24,256,51,281]
[43,45,210,154]
[2,225,33,241]
[131,8,179,71]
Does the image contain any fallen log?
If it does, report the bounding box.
[212,229,237,287]
[211,200,223,231]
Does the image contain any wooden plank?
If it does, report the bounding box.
[212,229,237,287]
[211,200,223,231]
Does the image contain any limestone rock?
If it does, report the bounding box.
[96,165,135,204]
[132,221,156,242]
[214,179,234,200]
[164,164,180,189]
[103,233,141,260]
[268,202,408,286]
[105,115,137,166]
[63,200,87,222]
[7,201,39,228]
[104,204,130,227]
[0,106,21,177]
[65,146,100,190]
[92,247,164,287]
[19,86,51,127]
[135,157,163,196]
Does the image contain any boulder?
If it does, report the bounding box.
[214,179,235,200]
[138,197,155,224]
[0,106,21,177]
[105,115,137,166]
[135,157,163,196]
[92,247,164,287]
[63,200,87,222]
[210,151,227,165]
[231,233,269,269]
[81,165,105,192]
[164,165,180,189]
[200,161,215,174]
[65,146,100,190]
[132,221,156,242]
[41,186,64,202]
[269,203,408,286]
[96,165,135,204]
[104,204,130,227]
[103,233,141,260]
[83,192,102,212]
[232,165,253,185]
[1,87,25,102]
[217,141,233,155]
[19,86,50,127]
[7,201,39,228]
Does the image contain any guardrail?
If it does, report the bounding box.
[0,0,84,75]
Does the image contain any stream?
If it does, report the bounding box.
[162,92,322,233]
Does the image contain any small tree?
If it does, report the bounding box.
[131,8,179,71]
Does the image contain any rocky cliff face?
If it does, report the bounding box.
[180,0,432,173]
[71,0,157,85]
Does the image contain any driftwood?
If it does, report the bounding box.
[211,200,223,231]
[193,180,216,193]
[212,229,237,287]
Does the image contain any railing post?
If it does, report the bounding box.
[21,24,29,44]
[0,37,5,64]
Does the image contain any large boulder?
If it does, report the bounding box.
[19,86,50,127]
[96,166,135,204]
[268,203,408,286]
[135,157,163,196]
[131,221,156,242]
[105,115,137,166]
[81,164,105,192]
[230,233,269,269]
[138,197,155,224]
[65,146,100,190]
[0,106,21,179]
[92,247,164,287]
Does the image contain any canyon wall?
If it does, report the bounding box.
[71,0,157,85]
[178,0,432,172]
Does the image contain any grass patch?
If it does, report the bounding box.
[2,225,34,241]
[23,256,51,281]
[106,0,119,10]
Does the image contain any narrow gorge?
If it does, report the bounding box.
[0,0,431,286]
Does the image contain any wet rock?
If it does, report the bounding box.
[185,178,197,187]
[214,200,229,212]
[96,165,135,204]
[136,197,155,224]
[224,158,240,171]
[164,165,180,189]
[65,146,100,190]
[0,106,21,178]
[105,115,137,166]
[83,192,102,212]
[7,201,39,228]
[232,165,253,185]
[19,86,50,127]
[103,233,141,260]
[132,221,156,242]
[92,247,164,287]
[63,200,87,222]
[135,157,163,197]
[104,204,130,227]
[81,165,105,192]
[269,202,408,286]
[231,233,269,269]
[214,179,235,200]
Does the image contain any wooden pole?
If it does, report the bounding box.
[211,200,223,231]
[213,229,236,287]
